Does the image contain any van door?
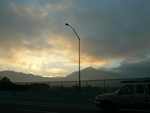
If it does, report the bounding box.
[147,83,150,108]
[114,85,135,109]
[134,84,147,109]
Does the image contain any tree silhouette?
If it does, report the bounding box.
[0,77,14,90]
[1,77,11,82]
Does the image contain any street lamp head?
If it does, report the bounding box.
[65,23,69,26]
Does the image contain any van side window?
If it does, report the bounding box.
[126,85,134,94]
[136,85,144,94]
[119,85,134,95]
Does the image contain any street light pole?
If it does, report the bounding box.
[65,23,81,92]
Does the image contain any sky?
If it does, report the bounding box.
[0,0,150,78]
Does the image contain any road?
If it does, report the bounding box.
[0,98,150,113]
[0,97,98,113]
[0,103,98,113]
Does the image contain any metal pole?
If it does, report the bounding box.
[79,37,81,92]
[65,23,81,92]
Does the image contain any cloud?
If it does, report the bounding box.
[70,0,150,61]
[112,57,150,77]
[0,0,150,77]
[46,68,66,73]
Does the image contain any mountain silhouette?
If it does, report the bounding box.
[0,67,122,82]
[66,67,122,81]
[0,71,49,82]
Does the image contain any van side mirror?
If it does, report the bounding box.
[116,90,122,95]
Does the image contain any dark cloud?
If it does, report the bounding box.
[71,0,150,60]
[113,57,150,77]
[0,0,69,58]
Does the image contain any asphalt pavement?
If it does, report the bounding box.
[0,99,98,113]
[1,98,150,113]
[0,91,150,113]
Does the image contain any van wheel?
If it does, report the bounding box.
[101,102,115,113]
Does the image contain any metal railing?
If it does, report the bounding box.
[13,78,150,93]
[14,78,128,93]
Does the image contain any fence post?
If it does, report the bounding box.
[61,82,63,92]
[104,80,106,93]
[86,81,88,92]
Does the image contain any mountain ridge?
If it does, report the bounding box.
[0,67,123,82]
[66,67,122,81]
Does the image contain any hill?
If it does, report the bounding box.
[0,71,49,82]
[65,67,122,81]
[0,67,123,82]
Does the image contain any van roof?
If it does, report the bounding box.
[120,78,150,83]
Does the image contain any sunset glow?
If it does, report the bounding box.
[0,0,150,78]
